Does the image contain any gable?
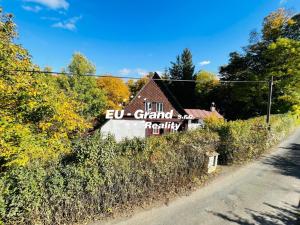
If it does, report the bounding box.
[124,79,181,117]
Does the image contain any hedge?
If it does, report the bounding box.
[0,113,298,225]
[207,113,298,164]
[0,129,219,225]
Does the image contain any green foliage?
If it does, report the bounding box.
[0,129,219,225]
[0,8,89,168]
[218,9,300,119]
[284,14,300,41]
[68,52,96,76]
[169,48,195,80]
[206,113,298,164]
[262,8,294,42]
[193,71,222,110]
[0,8,31,74]
[57,53,108,118]
[181,48,195,80]
[264,38,300,112]
[127,76,149,97]
[0,112,297,225]
[0,7,299,225]
[195,70,219,96]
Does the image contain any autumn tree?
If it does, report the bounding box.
[68,52,96,75]
[264,38,300,112]
[127,76,150,97]
[97,77,130,109]
[0,8,89,168]
[195,71,219,96]
[194,71,221,110]
[218,9,300,119]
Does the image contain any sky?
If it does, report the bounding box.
[1,0,300,77]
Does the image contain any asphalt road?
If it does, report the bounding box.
[92,128,300,225]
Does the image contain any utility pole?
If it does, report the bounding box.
[266,76,273,129]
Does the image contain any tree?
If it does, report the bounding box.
[218,9,300,119]
[0,8,89,168]
[97,77,130,109]
[262,8,293,42]
[68,52,96,76]
[59,52,107,119]
[0,8,31,74]
[284,14,300,41]
[194,71,221,110]
[264,38,300,112]
[43,66,52,72]
[127,76,150,97]
[181,48,195,80]
[169,55,182,80]
[169,48,195,80]
[195,70,219,96]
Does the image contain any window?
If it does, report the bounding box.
[191,119,199,124]
[145,102,152,112]
[153,126,160,134]
[156,102,163,112]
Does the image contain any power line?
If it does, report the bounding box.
[2,68,274,125]
[3,69,269,83]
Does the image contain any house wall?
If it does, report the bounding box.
[187,119,204,130]
[101,119,146,141]
[124,79,180,116]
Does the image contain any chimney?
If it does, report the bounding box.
[210,102,216,112]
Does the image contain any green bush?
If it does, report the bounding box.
[207,113,298,164]
[0,129,219,225]
[0,113,297,224]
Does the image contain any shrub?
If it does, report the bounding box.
[206,113,298,164]
[0,113,297,224]
[0,129,219,225]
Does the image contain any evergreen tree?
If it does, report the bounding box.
[181,48,195,80]
[169,55,182,80]
[169,48,195,80]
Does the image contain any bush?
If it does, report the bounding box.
[206,113,298,164]
[0,129,219,225]
[0,113,297,225]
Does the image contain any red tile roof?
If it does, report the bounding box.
[184,109,223,120]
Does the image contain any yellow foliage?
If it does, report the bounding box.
[262,8,292,41]
[97,77,130,109]
[0,72,90,168]
[203,114,225,127]
[0,7,90,168]
[127,76,149,97]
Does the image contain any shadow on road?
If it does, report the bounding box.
[262,143,300,180]
[209,202,299,225]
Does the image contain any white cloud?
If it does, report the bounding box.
[24,0,69,10]
[119,68,131,76]
[22,5,42,12]
[135,68,148,76]
[199,60,211,66]
[118,68,149,76]
[52,16,81,31]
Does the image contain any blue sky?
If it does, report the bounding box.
[1,0,300,77]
